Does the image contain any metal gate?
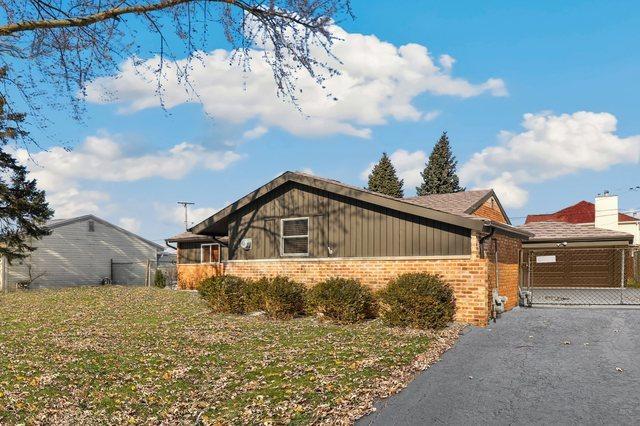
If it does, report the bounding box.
[523,247,640,305]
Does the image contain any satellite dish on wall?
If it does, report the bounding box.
[240,238,252,251]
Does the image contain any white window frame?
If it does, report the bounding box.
[280,217,310,257]
[200,243,221,263]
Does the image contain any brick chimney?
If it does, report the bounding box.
[595,190,620,231]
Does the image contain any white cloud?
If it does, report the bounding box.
[423,110,441,122]
[460,111,640,208]
[85,25,506,139]
[361,149,426,191]
[118,217,141,233]
[158,204,221,229]
[12,134,241,218]
[439,54,456,72]
[242,125,269,140]
[47,188,110,218]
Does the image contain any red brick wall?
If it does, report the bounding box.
[224,257,489,325]
[177,234,499,326]
[473,197,508,224]
[483,233,521,313]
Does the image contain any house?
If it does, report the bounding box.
[166,171,532,326]
[1,215,165,290]
[525,192,640,244]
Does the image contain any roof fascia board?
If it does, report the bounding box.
[486,222,533,239]
[523,240,631,248]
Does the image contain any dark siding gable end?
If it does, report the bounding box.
[228,182,471,260]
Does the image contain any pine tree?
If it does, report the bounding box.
[416,131,465,196]
[366,153,404,198]
[0,67,54,262]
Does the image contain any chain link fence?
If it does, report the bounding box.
[522,247,640,306]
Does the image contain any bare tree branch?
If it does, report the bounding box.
[0,0,325,36]
[0,0,352,134]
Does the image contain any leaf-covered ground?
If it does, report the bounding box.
[0,287,461,424]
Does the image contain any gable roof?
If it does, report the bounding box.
[406,189,510,224]
[47,214,165,251]
[525,200,637,224]
[189,171,530,239]
[518,221,634,243]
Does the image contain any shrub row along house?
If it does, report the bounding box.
[167,172,532,326]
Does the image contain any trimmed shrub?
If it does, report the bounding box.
[379,273,455,330]
[244,279,266,312]
[308,278,377,323]
[197,275,247,314]
[259,276,306,319]
[154,269,167,288]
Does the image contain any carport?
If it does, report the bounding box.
[518,221,638,305]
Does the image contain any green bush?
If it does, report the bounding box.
[197,275,247,314]
[154,269,167,288]
[244,279,266,312]
[308,278,377,323]
[627,277,640,289]
[379,273,455,330]
[259,276,306,319]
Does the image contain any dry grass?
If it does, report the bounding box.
[0,286,461,424]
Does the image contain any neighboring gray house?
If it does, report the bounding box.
[1,215,164,290]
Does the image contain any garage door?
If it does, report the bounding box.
[524,248,640,305]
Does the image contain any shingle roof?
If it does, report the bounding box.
[525,200,637,224]
[405,190,493,217]
[517,221,634,242]
[166,231,223,243]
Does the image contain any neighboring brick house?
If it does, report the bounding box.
[166,172,531,325]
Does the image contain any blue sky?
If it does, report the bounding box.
[14,1,640,246]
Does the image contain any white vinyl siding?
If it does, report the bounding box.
[6,218,161,289]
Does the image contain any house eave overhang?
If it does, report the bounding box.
[522,239,632,249]
[483,221,533,240]
[190,172,488,235]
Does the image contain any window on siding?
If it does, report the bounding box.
[281,218,309,256]
[88,220,95,232]
[201,243,221,263]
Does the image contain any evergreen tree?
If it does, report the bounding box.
[366,152,404,198]
[416,131,465,196]
[0,67,54,262]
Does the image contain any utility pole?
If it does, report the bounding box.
[177,201,195,231]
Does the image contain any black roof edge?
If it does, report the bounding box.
[483,221,533,240]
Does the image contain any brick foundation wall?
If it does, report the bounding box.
[177,234,497,326]
[177,263,223,290]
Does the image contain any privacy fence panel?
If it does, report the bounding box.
[111,260,156,286]
[523,248,640,306]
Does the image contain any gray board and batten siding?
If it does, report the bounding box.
[226,181,472,260]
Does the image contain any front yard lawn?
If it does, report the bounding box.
[0,287,460,424]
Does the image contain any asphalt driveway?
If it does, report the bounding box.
[359,307,640,425]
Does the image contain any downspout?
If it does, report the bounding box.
[479,225,495,258]
[494,238,500,292]
[165,241,177,250]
